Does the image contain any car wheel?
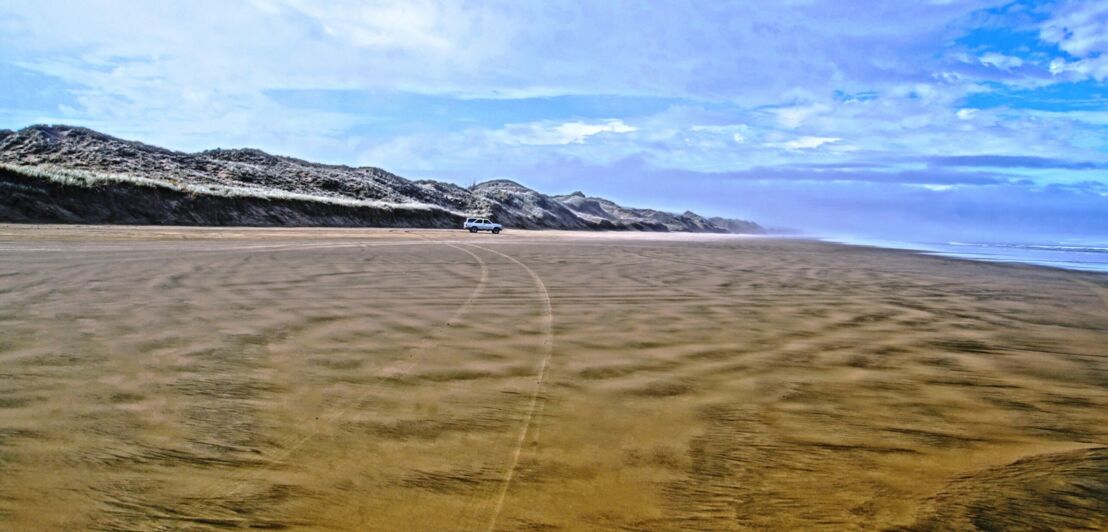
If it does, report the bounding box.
[492,228,501,234]
[470,227,478,233]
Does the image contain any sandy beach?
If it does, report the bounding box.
[0,225,1105,530]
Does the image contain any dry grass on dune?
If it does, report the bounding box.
[0,162,444,211]
[0,226,1105,530]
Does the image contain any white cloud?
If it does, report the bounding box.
[978,52,1023,71]
[688,124,749,145]
[773,104,829,129]
[278,0,454,51]
[778,136,841,150]
[2,0,999,109]
[1048,56,1108,81]
[497,119,637,145]
[1040,2,1108,57]
[1040,1,1108,81]
[1049,57,1067,75]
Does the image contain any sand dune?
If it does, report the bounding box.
[0,226,1105,530]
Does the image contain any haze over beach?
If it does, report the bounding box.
[1,1,1108,530]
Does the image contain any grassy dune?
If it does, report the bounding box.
[0,164,461,228]
[0,226,1105,530]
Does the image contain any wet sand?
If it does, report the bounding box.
[0,225,1106,530]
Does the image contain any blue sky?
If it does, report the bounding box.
[1,0,1107,241]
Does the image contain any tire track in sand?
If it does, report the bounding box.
[198,239,490,520]
[465,243,554,532]
[1074,279,1108,313]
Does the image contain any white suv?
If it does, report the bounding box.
[463,218,502,234]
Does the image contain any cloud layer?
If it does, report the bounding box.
[1,0,1106,241]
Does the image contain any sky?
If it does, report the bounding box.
[1,0,1107,242]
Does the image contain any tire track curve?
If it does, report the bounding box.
[465,243,555,532]
[1074,279,1108,313]
[199,239,490,518]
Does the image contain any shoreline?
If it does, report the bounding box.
[3,223,1105,277]
[822,236,1108,275]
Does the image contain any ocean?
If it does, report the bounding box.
[826,237,1108,274]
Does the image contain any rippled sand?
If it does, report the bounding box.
[0,225,1105,530]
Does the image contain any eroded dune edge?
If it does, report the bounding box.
[0,226,1105,530]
